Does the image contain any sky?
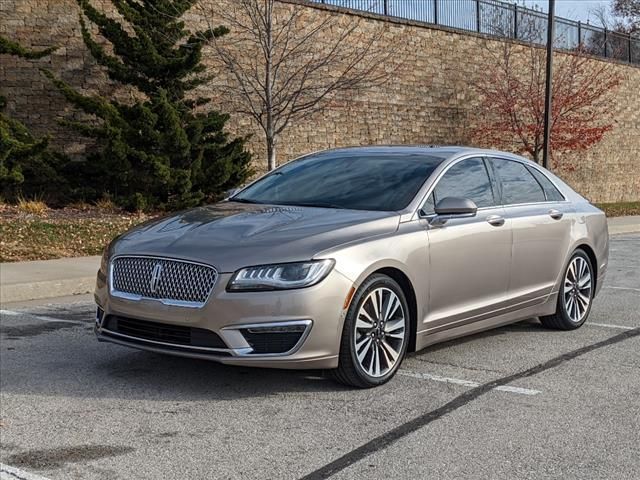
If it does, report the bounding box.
[521,0,613,25]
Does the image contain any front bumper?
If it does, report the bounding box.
[94,268,353,370]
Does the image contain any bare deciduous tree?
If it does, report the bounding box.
[196,0,398,170]
[613,0,640,32]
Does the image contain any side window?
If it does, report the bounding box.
[527,166,565,201]
[492,159,546,205]
[433,157,495,208]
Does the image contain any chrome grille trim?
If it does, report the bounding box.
[109,256,218,308]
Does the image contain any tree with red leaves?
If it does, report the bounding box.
[472,39,621,170]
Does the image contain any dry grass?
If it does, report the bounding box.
[16,196,49,216]
[595,202,640,217]
[94,197,119,213]
[67,201,93,211]
[0,205,155,262]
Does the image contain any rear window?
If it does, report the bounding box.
[527,166,565,201]
[234,153,444,211]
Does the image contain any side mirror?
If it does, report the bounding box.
[429,197,477,226]
[434,197,478,216]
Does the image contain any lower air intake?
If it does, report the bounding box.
[103,315,227,349]
[240,324,308,354]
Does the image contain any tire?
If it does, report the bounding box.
[540,249,594,330]
[332,274,410,388]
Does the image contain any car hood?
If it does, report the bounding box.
[111,201,400,272]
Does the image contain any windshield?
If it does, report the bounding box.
[232,152,444,211]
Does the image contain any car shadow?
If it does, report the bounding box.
[413,318,545,354]
[0,316,548,401]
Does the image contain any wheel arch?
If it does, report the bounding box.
[574,243,598,293]
[553,238,600,296]
[371,266,418,353]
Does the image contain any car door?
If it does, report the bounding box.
[489,158,574,305]
[422,157,512,330]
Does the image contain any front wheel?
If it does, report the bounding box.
[332,274,410,388]
[540,249,594,330]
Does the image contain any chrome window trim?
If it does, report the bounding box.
[412,154,499,220]
[488,155,569,205]
[499,200,571,209]
[412,153,571,220]
[109,254,219,309]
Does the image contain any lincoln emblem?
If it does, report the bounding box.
[150,263,163,293]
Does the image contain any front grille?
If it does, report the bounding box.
[111,256,217,306]
[103,315,227,349]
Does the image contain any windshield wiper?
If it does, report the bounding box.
[279,201,345,209]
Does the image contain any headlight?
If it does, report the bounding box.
[227,259,334,291]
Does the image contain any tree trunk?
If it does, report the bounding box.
[532,146,541,164]
[267,138,276,171]
[265,1,275,171]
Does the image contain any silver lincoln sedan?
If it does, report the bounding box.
[95,146,609,388]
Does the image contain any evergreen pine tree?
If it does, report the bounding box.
[43,0,252,210]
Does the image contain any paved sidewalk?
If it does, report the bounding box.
[608,215,640,235]
[1,216,639,304]
[0,256,99,305]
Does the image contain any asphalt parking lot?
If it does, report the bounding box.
[1,234,639,480]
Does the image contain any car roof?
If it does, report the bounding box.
[316,145,529,162]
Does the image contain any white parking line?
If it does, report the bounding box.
[398,370,541,396]
[588,322,636,331]
[603,286,640,293]
[0,310,85,325]
[0,463,53,480]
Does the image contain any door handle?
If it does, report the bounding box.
[549,209,564,220]
[486,215,505,227]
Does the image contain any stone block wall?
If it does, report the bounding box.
[1,0,639,202]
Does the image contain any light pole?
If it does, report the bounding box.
[542,0,556,169]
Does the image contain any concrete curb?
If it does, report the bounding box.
[608,215,640,236]
[609,225,640,235]
[0,256,99,305]
[0,277,95,304]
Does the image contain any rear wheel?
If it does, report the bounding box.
[540,249,594,330]
[332,274,410,388]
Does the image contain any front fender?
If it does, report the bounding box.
[318,221,429,320]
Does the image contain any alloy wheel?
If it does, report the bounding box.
[353,287,406,377]
[563,256,592,323]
